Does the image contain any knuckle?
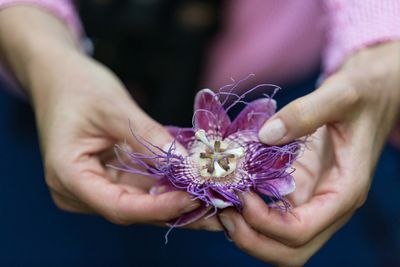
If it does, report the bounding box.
[272,248,309,267]
[106,209,131,226]
[290,98,307,116]
[44,170,64,193]
[355,193,368,209]
[290,98,315,130]
[44,174,60,191]
[155,209,176,222]
[43,155,71,192]
[137,121,165,139]
[235,235,255,253]
[245,208,267,229]
[51,193,71,212]
[279,258,307,267]
[156,193,188,221]
[340,84,361,107]
[105,197,132,226]
[286,232,308,248]
[284,224,309,248]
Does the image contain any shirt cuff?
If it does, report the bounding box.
[0,0,88,98]
[323,0,400,74]
[0,0,82,38]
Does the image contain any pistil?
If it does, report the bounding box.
[195,130,244,178]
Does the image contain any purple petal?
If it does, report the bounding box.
[224,130,259,148]
[166,126,195,149]
[194,89,231,135]
[208,189,237,208]
[271,154,291,169]
[257,173,295,196]
[168,204,213,227]
[226,98,276,137]
[244,141,301,175]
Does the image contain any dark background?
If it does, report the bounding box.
[1,0,400,266]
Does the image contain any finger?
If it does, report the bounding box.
[50,191,93,214]
[183,214,223,232]
[103,101,186,155]
[258,75,360,145]
[240,190,355,247]
[219,208,352,266]
[104,156,157,191]
[288,126,333,206]
[69,171,201,225]
[150,215,223,232]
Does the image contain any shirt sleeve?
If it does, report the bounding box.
[323,0,400,74]
[0,0,82,38]
[323,0,400,149]
[0,0,85,98]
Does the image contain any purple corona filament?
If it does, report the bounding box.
[114,78,302,232]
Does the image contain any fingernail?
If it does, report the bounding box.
[259,119,287,144]
[163,142,188,156]
[218,214,235,234]
[183,202,201,213]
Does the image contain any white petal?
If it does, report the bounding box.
[225,147,245,158]
[213,162,227,177]
[211,198,233,209]
[195,129,213,148]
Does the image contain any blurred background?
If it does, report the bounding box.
[1,0,400,266]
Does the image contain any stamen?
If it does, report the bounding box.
[218,159,230,171]
[207,163,215,174]
[214,141,221,152]
[200,152,212,159]
[213,162,227,177]
[225,147,244,157]
[195,129,213,149]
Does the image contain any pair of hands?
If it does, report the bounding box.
[2,6,399,267]
[33,40,400,266]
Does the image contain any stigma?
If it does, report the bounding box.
[195,130,244,178]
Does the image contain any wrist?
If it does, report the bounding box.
[340,42,400,112]
[0,5,80,94]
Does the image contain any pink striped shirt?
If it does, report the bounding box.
[203,0,400,87]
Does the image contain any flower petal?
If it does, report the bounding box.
[210,198,233,209]
[208,188,237,208]
[224,130,259,148]
[166,126,195,149]
[257,173,295,196]
[226,98,276,136]
[244,142,300,174]
[168,204,213,227]
[194,89,231,135]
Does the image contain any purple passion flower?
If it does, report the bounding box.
[115,85,301,228]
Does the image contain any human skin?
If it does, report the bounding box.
[0,6,221,230]
[219,41,400,266]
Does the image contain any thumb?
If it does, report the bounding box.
[107,102,185,155]
[258,80,357,145]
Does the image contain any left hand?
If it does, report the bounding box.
[218,41,400,266]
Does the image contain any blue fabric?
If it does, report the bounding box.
[1,80,399,266]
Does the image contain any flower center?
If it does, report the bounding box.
[195,130,244,178]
